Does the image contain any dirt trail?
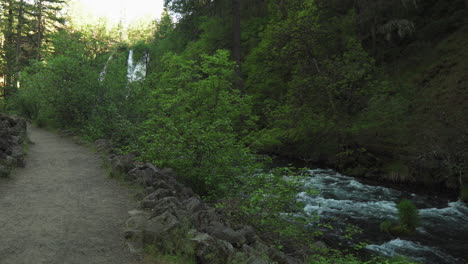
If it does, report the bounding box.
[0,126,140,264]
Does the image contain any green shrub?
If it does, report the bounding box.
[134,50,258,197]
[460,186,468,203]
[218,167,318,250]
[380,219,394,233]
[144,245,196,264]
[397,199,420,232]
[307,250,418,264]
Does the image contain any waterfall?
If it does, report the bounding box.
[127,49,149,83]
[98,54,114,82]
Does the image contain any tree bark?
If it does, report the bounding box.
[15,0,25,88]
[4,0,15,98]
[36,0,43,60]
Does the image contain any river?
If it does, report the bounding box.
[297,169,468,264]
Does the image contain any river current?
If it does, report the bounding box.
[297,169,468,264]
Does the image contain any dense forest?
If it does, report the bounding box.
[1,0,467,263]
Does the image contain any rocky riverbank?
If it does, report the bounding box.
[0,114,27,177]
[96,139,305,264]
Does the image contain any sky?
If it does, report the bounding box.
[70,0,165,25]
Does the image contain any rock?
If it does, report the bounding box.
[144,162,160,173]
[145,186,155,193]
[252,242,270,257]
[110,153,136,173]
[141,199,157,209]
[128,210,148,217]
[126,210,151,230]
[0,165,11,178]
[143,211,182,247]
[190,232,235,264]
[239,225,258,245]
[0,115,27,174]
[11,147,25,167]
[184,197,205,213]
[151,196,182,217]
[134,168,156,186]
[179,186,195,199]
[95,139,112,152]
[124,210,151,254]
[156,167,177,181]
[206,225,246,248]
[10,136,21,145]
[313,241,327,250]
[191,208,222,230]
[119,160,304,264]
[147,188,176,201]
[269,249,302,264]
[3,155,16,167]
[152,180,174,191]
[204,221,246,248]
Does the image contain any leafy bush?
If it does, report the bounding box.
[460,186,468,203]
[134,50,257,197]
[308,252,418,264]
[380,219,394,233]
[397,199,420,232]
[217,167,318,253]
[15,31,100,129]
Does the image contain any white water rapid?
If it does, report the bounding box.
[298,169,468,264]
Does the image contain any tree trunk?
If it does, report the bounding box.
[36,0,43,60]
[4,0,15,98]
[465,0,468,11]
[15,0,25,89]
[232,0,242,88]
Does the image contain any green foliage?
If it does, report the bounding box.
[134,49,257,197]
[380,219,394,233]
[144,245,196,264]
[14,31,99,128]
[397,199,420,232]
[307,251,418,264]
[218,167,318,250]
[379,200,420,236]
[460,186,468,203]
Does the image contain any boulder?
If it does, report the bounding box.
[110,153,136,173]
[125,210,151,253]
[312,241,327,250]
[152,180,174,191]
[11,146,25,167]
[151,196,183,217]
[184,197,205,213]
[190,231,235,264]
[156,167,177,181]
[143,211,182,246]
[239,225,258,245]
[146,189,177,201]
[206,224,246,248]
[269,249,302,264]
[95,139,112,152]
[134,168,157,186]
[191,208,222,230]
[0,165,11,178]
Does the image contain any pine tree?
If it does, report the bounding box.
[33,0,66,60]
